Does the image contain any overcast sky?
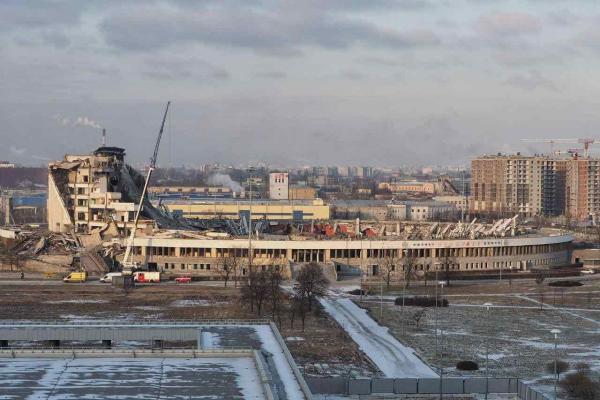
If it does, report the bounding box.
[1,0,600,168]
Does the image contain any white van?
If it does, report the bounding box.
[100,272,122,283]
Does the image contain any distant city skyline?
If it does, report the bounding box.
[2,1,600,166]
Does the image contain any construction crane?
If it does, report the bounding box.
[522,138,598,158]
[121,101,171,274]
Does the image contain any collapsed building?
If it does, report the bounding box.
[47,147,180,235]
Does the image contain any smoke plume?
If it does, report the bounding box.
[207,173,242,192]
[54,114,102,129]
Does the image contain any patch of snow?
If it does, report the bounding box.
[133,306,164,311]
[320,296,437,378]
[285,337,305,342]
[202,331,221,349]
[170,299,227,307]
[253,324,304,400]
[46,299,108,304]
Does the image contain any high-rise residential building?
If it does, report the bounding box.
[269,172,289,200]
[565,158,600,221]
[470,154,567,217]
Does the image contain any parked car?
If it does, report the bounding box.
[175,275,192,284]
[581,269,595,275]
[63,271,87,283]
[99,272,122,283]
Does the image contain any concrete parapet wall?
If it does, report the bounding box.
[306,377,531,396]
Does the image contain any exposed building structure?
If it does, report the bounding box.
[470,154,567,217]
[269,172,289,200]
[163,199,330,221]
[47,147,175,234]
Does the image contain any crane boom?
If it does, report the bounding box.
[122,101,171,273]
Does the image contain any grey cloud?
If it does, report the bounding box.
[99,3,440,56]
[341,70,365,80]
[256,71,287,79]
[476,11,541,37]
[504,70,557,91]
[142,58,230,81]
[0,1,84,30]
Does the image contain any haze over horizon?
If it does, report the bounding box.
[2,0,600,167]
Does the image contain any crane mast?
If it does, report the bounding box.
[122,101,171,273]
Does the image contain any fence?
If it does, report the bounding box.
[305,377,551,399]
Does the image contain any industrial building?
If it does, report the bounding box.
[148,186,235,199]
[332,200,457,221]
[288,186,317,200]
[269,172,288,200]
[163,198,330,221]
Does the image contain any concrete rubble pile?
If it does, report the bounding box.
[11,230,80,256]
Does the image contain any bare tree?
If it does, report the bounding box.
[217,255,240,288]
[379,250,399,289]
[267,268,283,325]
[402,253,416,289]
[241,270,270,315]
[296,262,329,312]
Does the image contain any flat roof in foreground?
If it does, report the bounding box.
[0,356,265,399]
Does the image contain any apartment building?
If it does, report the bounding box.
[470,154,567,217]
[565,158,600,220]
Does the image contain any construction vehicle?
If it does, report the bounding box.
[121,101,171,276]
[63,271,87,283]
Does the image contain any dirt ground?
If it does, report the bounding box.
[356,277,600,393]
[0,281,378,377]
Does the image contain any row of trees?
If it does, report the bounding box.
[239,262,329,331]
[218,250,458,295]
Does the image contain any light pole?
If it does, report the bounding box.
[551,329,561,400]
[483,302,493,400]
[438,281,446,400]
[248,167,255,272]
[402,249,407,311]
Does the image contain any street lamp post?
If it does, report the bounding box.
[483,302,493,400]
[551,329,561,400]
[247,167,255,272]
[439,281,446,400]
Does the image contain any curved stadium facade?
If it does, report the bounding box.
[129,229,573,279]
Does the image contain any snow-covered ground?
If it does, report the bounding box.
[320,294,437,378]
[0,357,266,399]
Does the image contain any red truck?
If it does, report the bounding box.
[133,271,161,283]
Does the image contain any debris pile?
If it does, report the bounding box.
[11,230,80,256]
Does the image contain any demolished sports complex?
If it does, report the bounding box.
[19,146,574,279]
